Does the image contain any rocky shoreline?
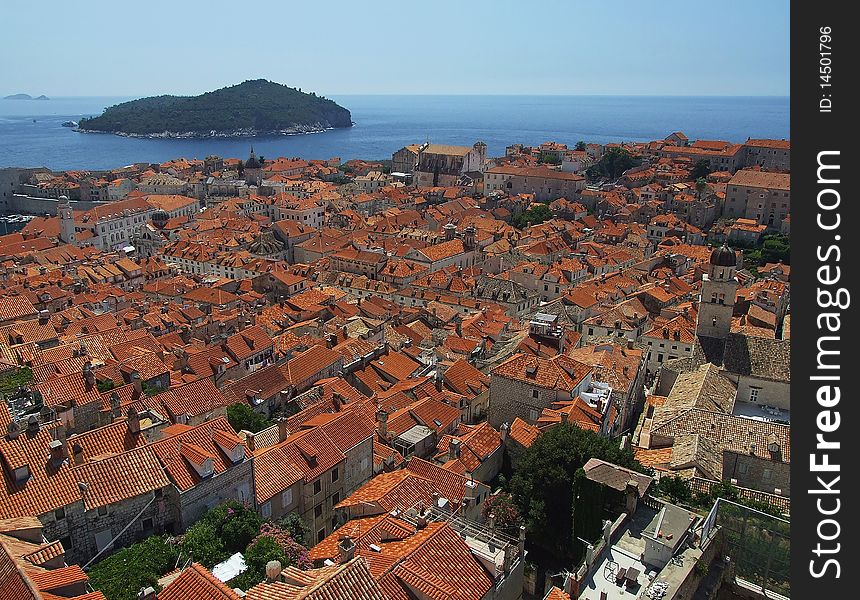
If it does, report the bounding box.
[75,122,352,139]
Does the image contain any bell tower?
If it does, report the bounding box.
[696,244,737,339]
[58,195,76,246]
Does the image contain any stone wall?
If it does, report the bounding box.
[176,459,255,529]
[341,436,374,498]
[41,486,173,565]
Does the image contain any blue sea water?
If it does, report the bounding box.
[0,95,789,171]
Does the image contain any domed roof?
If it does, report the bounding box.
[710,244,736,267]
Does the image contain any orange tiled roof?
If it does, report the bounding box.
[491,353,591,392]
[159,563,242,600]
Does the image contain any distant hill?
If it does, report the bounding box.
[77,79,352,137]
[4,93,49,100]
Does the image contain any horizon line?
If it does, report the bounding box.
[3,92,791,99]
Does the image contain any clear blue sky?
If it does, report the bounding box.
[2,0,789,97]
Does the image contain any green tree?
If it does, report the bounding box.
[513,203,552,229]
[571,468,606,551]
[96,379,115,393]
[227,402,272,433]
[182,501,263,567]
[88,536,181,600]
[142,382,165,397]
[209,501,264,552]
[760,234,790,264]
[575,141,587,151]
[586,147,639,180]
[656,475,692,504]
[182,520,228,567]
[690,159,711,180]
[229,526,312,590]
[246,535,287,571]
[0,367,34,397]
[510,423,641,564]
[276,512,312,546]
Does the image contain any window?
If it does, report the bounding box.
[738,462,748,475]
[314,504,323,518]
[98,506,108,517]
[54,507,65,521]
[331,468,339,483]
[531,389,539,399]
[360,457,369,472]
[94,529,113,553]
[317,528,326,543]
[141,518,154,531]
[261,501,272,518]
[59,535,72,550]
[281,489,293,508]
[749,388,761,403]
[529,408,539,421]
[313,479,322,495]
[332,492,340,506]
[763,468,772,480]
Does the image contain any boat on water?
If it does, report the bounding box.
[61,121,78,128]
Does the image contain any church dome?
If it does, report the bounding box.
[710,244,736,267]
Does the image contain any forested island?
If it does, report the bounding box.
[77,79,352,137]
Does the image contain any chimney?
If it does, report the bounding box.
[376,408,388,439]
[277,418,290,443]
[131,371,142,395]
[137,587,157,600]
[585,543,595,567]
[265,560,282,583]
[83,362,95,388]
[244,431,256,452]
[110,392,122,418]
[518,525,526,557]
[625,480,640,514]
[27,415,40,434]
[6,421,21,440]
[448,438,461,460]
[416,510,428,529]
[127,408,141,434]
[500,422,509,443]
[38,310,50,325]
[332,392,343,412]
[338,535,356,563]
[564,572,574,595]
[49,439,65,463]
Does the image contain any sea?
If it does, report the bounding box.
[0,95,789,171]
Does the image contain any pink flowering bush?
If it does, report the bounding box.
[481,492,521,529]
